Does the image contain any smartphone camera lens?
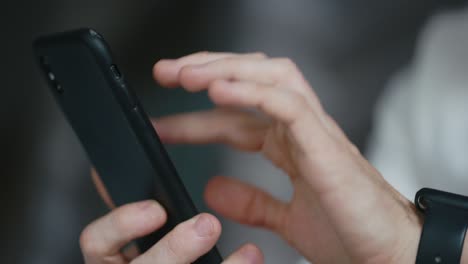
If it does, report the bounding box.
[89,29,103,39]
[55,83,64,94]
[48,72,56,81]
[39,55,63,94]
[110,64,122,79]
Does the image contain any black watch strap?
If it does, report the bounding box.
[415,188,468,264]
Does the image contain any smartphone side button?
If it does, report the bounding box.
[110,64,122,79]
[109,65,137,107]
[115,81,136,108]
[123,85,137,108]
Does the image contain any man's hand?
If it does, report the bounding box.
[80,200,263,264]
[152,52,423,263]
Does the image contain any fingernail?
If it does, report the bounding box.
[185,64,205,73]
[241,245,262,264]
[138,200,157,210]
[155,60,177,71]
[213,80,232,90]
[194,214,214,237]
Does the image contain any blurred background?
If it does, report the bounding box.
[2,1,468,263]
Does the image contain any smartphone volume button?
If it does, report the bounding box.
[109,65,136,107]
[110,64,122,79]
[123,84,137,107]
[117,80,136,108]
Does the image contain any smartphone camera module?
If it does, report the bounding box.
[39,55,63,94]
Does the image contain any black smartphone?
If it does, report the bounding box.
[33,28,222,263]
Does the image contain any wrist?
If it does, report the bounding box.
[366,188,424,264]
[396,204,423,264]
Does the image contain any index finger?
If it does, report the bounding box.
[91,169,116,209]
[153,52,266,87]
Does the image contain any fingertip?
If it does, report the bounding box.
[240,243,264,264]
[152,59,166,79]
[153,59,178,87]
[178,65,206,92]
[125,200,168,235]
[225,243,264,264]
[204,176,227,208]
[151,118,168,137]
[134,212,222,263]
[139,200,167,219]
[194,213,222,239]
[206,175,226,188]
[151,117,182,145]
[205,176,228,193]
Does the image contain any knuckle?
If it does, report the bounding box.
[288,89,306,103]
[165,232,183,259]
[178,65,196,90]
[163,218,199,259]
[257,84,310,124]
[282,90,308,111]
[251,52,267,59]
[272,58,301,82]
[112,210,132,232]
[178,64,191,78]
[276,58,298,72]
[245,191,268,227]
[195,51,210,57]
[223,56,239,63]
[210,79,226,89]
[283,92,311,123]
[107,208,133,236]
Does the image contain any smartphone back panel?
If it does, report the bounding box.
[34,29,222,263]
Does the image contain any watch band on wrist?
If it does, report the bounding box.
[415,188,468,264]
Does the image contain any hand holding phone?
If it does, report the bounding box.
[80,199,263,264]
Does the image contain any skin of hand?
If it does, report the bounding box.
[79,198,264,264]
[150,52,425,264]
